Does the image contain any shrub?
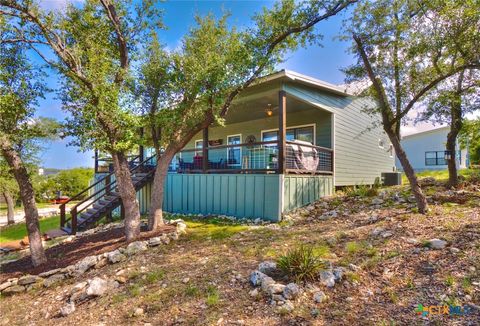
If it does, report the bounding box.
[277,245,326,282]
[345,184,378,198]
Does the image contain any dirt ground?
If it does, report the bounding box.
[0,179,479,325]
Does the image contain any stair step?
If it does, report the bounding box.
[61,226,72,234]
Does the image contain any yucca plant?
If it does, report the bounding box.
[277,245,326,282]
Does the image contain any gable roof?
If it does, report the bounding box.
[254,69,349,97]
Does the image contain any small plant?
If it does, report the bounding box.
[205,285,220,306]
[345,184,378,198]
[445,275,455,287]
[145,269,165,284]
[185,284,200,297]
[345,241,362,254]
[277,245,326,282]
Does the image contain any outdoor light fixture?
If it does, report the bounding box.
[265,104,273,116]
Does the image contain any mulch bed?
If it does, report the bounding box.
[0,224,175,283]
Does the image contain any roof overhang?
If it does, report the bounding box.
[251,69,350,97]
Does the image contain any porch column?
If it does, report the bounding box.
[94,149,99,173]
[202,126,209,173]
[139,127,144,162]
[278,90,287,174]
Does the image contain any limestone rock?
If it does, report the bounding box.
[283,283,300,300]
[258,261,277,276]
[249,270,268,287]
[319,270,335,288]
[74,255,98,275]
[260,276,275,293]
[125,241,148,256]
[275,300,294,313]
[313,291,327,303]
[44,274,65,288]
[0,280,16,291]
[148,237,162,247]
[60,302,75,316]
[1,284,25,295]
[133,307,144,317]
[333,267,346,282]
[106,250,127,264]
[86,277,117,297]
[39,268,63,278]
[428,239,447,250]
[266,283,285,295]
[17,275,42,286]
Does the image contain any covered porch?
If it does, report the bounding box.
[169,88,334,176]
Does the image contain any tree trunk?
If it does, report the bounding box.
[148,148,176,230]
[111,151,141,242]
[3,192,15,225]
[388,131,429,213]
[0,137,47,266]
[446,73,464,188]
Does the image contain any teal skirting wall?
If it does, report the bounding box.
[93,173,333,221]
[283,175,334,212]
[162,174,280,221]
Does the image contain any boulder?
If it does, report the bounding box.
[258,261,278,276]
[319,270,335,288]
[17,275,42,286]
[74,255,98,275]
[125,241,148,256]
[283,283,300,300]
[39,268,63,278]
[106,250,127,264]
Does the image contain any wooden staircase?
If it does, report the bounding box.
[60,155,157,234]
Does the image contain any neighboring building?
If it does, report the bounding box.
[60,70,397,234]
[396,126,468,172]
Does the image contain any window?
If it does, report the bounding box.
[227,135,241,166]
[388,144,394,157]
[425,151,447,166]
[195,140,203,156]
[261,125,315,144]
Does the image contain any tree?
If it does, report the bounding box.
[0,0,161,241]
[135,0,357,229]
[419,70,479,187]
[0,20,51,266]
[344,0,480,213]
[459,118,480,165]
[0,158,18,225]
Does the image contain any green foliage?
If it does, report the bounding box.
[277,245,326,282]
[31,168,94,201]
[460,118,480,164]
[205,285,220,306]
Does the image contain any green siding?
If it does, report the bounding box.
[284,83,395,186]
[160,173,281,221]
[283,175,334,212]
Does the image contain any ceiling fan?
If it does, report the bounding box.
[264,103,279,116]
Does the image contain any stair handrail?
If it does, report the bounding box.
[61,154,157,231]
[60,154,141,227]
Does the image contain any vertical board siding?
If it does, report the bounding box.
[283,175,333,212]
[161,173,281,221]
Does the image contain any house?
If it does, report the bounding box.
[395,127,468,172]
[60,70,396,234]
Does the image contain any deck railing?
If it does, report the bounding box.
[171,140,333,175]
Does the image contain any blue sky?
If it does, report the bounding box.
[37,0,354,169]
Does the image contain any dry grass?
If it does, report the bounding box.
[0,182,479,325]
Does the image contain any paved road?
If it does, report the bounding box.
[0,207,59,226]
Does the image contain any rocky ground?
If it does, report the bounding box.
[0,176,479,325]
